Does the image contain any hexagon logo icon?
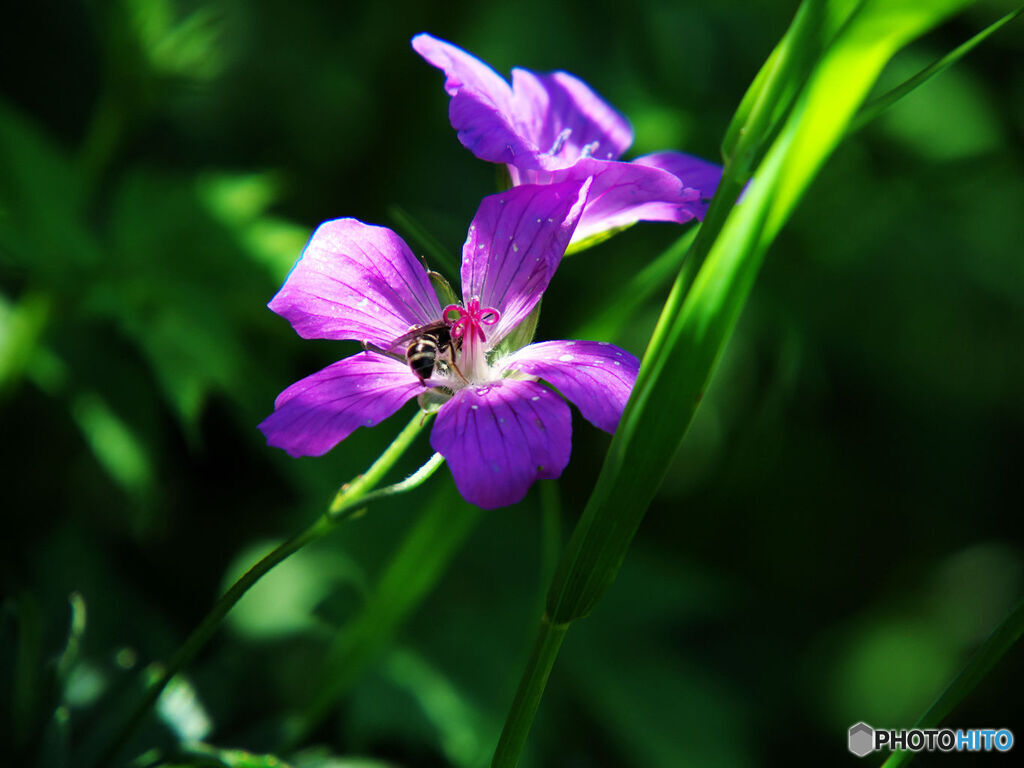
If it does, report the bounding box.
[849,722,875,757]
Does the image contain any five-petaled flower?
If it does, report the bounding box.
[413,33,723,246]
[259,181,640,509]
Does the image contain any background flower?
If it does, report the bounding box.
[413,32,723,244]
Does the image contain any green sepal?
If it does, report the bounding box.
[417,387,451,415]
[428,270,459,308]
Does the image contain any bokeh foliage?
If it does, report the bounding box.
[2,1,1023,766]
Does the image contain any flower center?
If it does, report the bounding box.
[444,298,500,344]
[443,298,500,384]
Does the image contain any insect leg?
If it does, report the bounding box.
[447,358,470,385]
[361,340,407,364]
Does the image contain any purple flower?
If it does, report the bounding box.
[412,33,723,245]
[259,181,640,509]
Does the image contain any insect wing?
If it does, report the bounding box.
[386,320,451,352]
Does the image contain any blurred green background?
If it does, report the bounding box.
[2,1,1023,766]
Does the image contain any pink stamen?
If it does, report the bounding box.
[444,298,500,345]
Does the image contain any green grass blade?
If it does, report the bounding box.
[547,0,978,627]
[851,6,1024,134]
[880,597,1024,768]
[493,3,989,764]
[720,0,834,165]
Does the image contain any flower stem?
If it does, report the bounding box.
[491,615,569,768]
[328,410,434,515]
[90,410,433,768]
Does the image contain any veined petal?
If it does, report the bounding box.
[430,379,571,509]
[510,68,633,168]
[501,340,640,433]
[412,33,539,168]
[633,151,723,203]
[514,157,707,244]
[269,219,441,347]
[461,181,588,344]
[259,353,422,457]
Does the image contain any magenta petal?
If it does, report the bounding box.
[430,380,571,509]
[502,340,640,433]
[259,352,422,457]
[461,181,587,343]
[269,219,441,347]
[510,69,633,168]
[633,151,724,204]
[514,157,707,244]
[412,33,539,168]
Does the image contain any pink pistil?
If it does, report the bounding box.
[444,298,500,345]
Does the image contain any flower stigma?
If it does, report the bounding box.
[443,298,501,384]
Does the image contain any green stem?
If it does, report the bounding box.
[90,411,433,767]
[491,615,569,768]
[328,411,430,515]
[880,597,1024,768]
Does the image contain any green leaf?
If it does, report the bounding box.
[548,0,979,626]
[850,6,1024,134]
[720,0,836,169]
[494,3,986,764]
